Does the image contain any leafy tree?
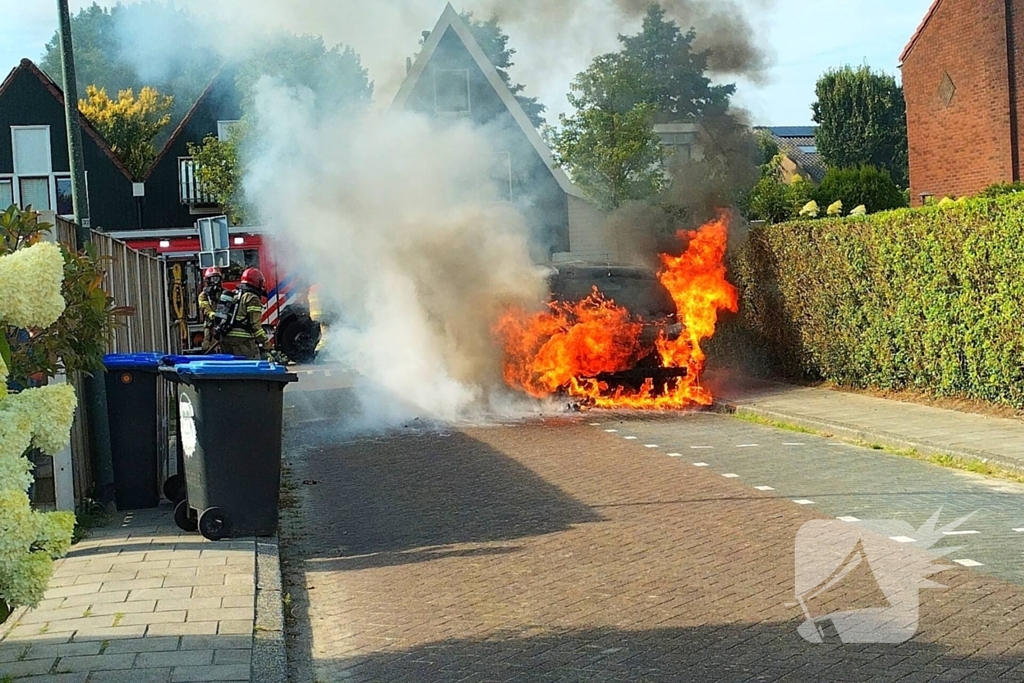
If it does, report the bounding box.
[41,2,218,127]
[555,101,665,211]
[78,85,173,179]
[812,65,909,187]
[188,130,245,226]
[555,5,738,211]
[569,6,734,121]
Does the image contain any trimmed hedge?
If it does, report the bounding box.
[718,194,1024,407]
[812,166,907,214]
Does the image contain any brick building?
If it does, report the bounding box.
[900,0,1024,205]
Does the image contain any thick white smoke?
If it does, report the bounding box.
[244,78,547,421]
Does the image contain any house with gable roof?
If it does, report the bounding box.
[0,59,138,229]
[393,4,610,263]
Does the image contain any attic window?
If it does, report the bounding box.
[938,72,956,108]
[435,69,470,113]
[217,120,241,141]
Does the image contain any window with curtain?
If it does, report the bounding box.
[19,177,50,210]
[0,179,12,208]
[12,127,51,175]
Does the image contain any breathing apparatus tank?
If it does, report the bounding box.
[211,288,241,339]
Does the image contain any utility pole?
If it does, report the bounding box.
[57,0,116,507]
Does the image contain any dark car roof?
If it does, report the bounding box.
[547,262,677,318]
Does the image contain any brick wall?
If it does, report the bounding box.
[903,0,1015,205]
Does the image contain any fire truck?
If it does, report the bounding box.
[107,220,321,362]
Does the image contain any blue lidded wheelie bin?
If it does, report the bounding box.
[170,361,297,540]
[157,355,241,503]
[102,353,167,510]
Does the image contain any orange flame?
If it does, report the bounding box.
[495,213,738,409]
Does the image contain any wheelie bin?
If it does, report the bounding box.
[169,360,297,540]
[157,355,241,503]
[102,353,166,510]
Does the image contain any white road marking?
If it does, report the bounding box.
[837,516,860,523]
[942,530,980,536]
[604,429,618,433]
[624,436,638,440]
[736,444,759,448]
[589,423,602,426]
[1013,528,1024,533]
[792,499,815,505]
[783,443,805,446]
[722,473,740,478]
[954,559,983,567]
[306,371,314,375]
[667,453,683,458]
[690,446,714,450]
[693,462,710,467]
[890,536,916,544]
[644,444,659,449]
[754,486,775,491]
[324,370,332,377]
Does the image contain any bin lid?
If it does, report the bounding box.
[160,354,243,366]
[103,353,165,371]
[175,361,298,383]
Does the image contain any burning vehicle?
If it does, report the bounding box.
[495,215,739,410]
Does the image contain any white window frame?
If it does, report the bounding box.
[495,151,512,202]
[7,126,74,216]
[217,120,241,142]
[12,125,53,175]
[0,176,14,209]
[434,69,471,114]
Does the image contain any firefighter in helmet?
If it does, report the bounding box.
[198,267,223,352]
[220,267,271,360]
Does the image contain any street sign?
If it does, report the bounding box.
[197,216,230,252]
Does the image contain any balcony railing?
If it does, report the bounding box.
[178,157,218,206]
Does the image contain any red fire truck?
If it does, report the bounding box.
[107,225,321,362]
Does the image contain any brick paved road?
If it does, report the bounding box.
[280,384,1024,682]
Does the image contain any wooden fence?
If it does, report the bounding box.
[54,217,173,506]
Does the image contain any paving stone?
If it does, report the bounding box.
[169,558,228,569]
[190,584,253,599]
[103,636,181,654]
[161,574,227,588]
[215,620,253,636]
[100,578,165,593]
[23,640,104,660]
[67,625,147,641]
[178,635,250,651]
[72,572,139,585]
[118,610,187,627]
[85,668,173,683]
[43,583,103,600]
[32,615,117,631]
[87,600,157,616]
[146,622,219,637]
[5,674,87,683]
[1,656,57,677]
[57,591,130,608]
[135,648,215,668]
[219,596,252,609]
[129,587,194,602]
[169,664,250,681]
[1,625,71,642]
[53,652,136,672]
[19,606,97,625]
[155,598,222,612]
[213,649,251,665]
[184,608,253,623]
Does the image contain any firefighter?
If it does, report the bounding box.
[198,267,223,352]
[220,267,272,360]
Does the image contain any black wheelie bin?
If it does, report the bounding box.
[169,360,297,540]
[157,354,241,504]
[102,353,166,510]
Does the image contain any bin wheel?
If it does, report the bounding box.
[163,475,185,503]
[198,508,228,541]
[173,500,197,532]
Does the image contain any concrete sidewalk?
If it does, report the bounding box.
[711,375,1024,473]
[0,506,274,683]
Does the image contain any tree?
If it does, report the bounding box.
[41,2,218,128]
[420,12,546,128]
[78,85,173,179]
[188,132,245,226]
[554,5,736,210]
[812,65,909,187]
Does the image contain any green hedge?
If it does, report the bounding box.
[717,194,1024,406]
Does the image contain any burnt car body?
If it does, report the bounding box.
[544,262,686,389]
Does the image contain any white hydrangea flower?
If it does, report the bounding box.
[5,384,78,455]
[827,200,843,216]
[800,201,820,218]
[850,205,867,216]
[0,241,66,328]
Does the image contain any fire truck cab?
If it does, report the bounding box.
[108,222,320,362]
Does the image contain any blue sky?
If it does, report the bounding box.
[0,0,935,127]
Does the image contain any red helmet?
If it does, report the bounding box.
[241,268,265,289]
[203,267,221,281]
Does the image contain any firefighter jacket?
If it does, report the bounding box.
[225,288,269,346]
[198,286,221,326]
